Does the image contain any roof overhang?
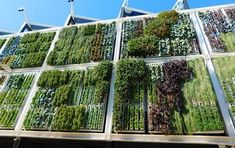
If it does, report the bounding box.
[65,14,99,26]
[19,22,56,33]
[118,6,153,18]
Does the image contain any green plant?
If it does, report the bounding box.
[127,35,159,57]
[220,32,235,52]
[0,92,7,105]
[113,58,148,130]
[93,61,113,103]
[47,23,115,66]
[2,32,55,69]
[144,10,179,38]
[20,32,40,43]
[213,56,235,104]
[52,85,71,107]
[59,26,77,39]
[182,59,223,133]
[232,106,235,115]
[81,25,96,36]
[52,105,85,131]
[21,52,47,68]
[38,70,69,87]
[0,73,34,128]
[24,62,112,131]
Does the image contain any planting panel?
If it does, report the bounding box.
[148,58,223,134]
[120,11,201,58]
[23,61,112,132]
[113,58,224,135]
[212,56,235,127]
[198,8,235,53]
[47,22,116,66]
[0,32,55,69]
[113,58,146,133]
[0,5,234,142]
[0,73,35,129]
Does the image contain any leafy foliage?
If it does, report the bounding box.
[128,36,159,57]
[0,73,34,128]
[21,52,47,68]
[123,12,200,58]
[1,37,20,57]
[144,10,179,38]
[38,70,69,87]
[47,23,116,65]
[121,20,144,57]
[220,32,235,52]
[213,56,235,126]
[0,32,55,69]
[149,60,192,133]
[113,58,223,134]
[199,10,235,52]
[52,105,86,131]
[148,59,224,134]
[52,85,71,107]
[113,58,148,131]
[93,61,113,103]
[24,61,112,131]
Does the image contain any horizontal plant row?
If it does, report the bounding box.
[24,61,113,131]
[0,32,55,69]
[113,58,224,135]
[199,9,235,52]
[121,11,200,58]
[47,22,116,66]
[0,73,34,128]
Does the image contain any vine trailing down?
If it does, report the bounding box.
[23,61,113,132]
[113,58,224,134]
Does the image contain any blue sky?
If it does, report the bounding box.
[0,0,234,32]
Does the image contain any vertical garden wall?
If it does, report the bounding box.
[0,4,234,143]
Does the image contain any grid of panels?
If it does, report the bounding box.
[0,3,234,145]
